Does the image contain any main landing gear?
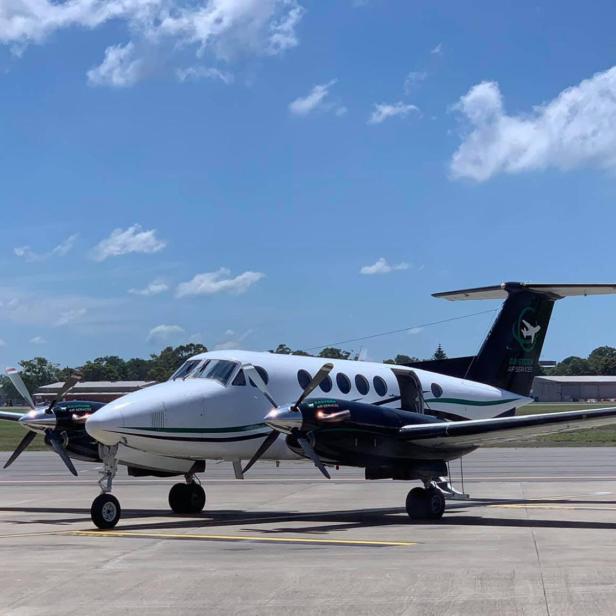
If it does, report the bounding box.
[91,444,120,530]
[168,477,206,514]
[405,485,446,521]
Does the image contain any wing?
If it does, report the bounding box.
[0,411,24,422]
[399,406,616,448]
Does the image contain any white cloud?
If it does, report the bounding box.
[129,280,169,297]
[0,287,120,332]
[289,80,345,116]
[92,224,166,261]
[214,327,254,350]
[404,71,426,95]
[431,42,443,55]
[14,233,78,262]
[0,0,305,86]
[176,268,265,298]
[87,42,146,87]
[0,338,6,347]
[360,258,409,275]
[451,66,616,182]
[30,336,46,344]
[55,308,87,326]
[176,66,234,84]
[147,324,185,343]
[408,327,423,335]
[368,102,419,125]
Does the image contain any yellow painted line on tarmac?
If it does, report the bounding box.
[67,530,415,547]
[489,504,616,511]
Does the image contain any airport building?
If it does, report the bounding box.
[532,376,616,402]
[34,381,156,404]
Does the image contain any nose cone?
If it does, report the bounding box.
[265,406,303,434]
[19,409,56,431]
[86,400,127,445]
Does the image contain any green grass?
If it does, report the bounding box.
[2,403,616,451]
[0,408,47,452]
[503,402,616,446]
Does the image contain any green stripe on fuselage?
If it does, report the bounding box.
[124,423,267,433]
[425,397,520,406]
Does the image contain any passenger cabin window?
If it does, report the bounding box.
[297,369,311,389]
[431,383,443,398]
[336,373,351,394]
[170,359,201,380]
[249,366,270,387]
[373,376,387,397]
[319,375,333,393]
[194,359,238,386]
[355,374,369,395]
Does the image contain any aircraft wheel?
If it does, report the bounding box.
[186,483,206,513]
[91,494,121,530]
[169,483,206,514]
[405,487,429,520]
[424,488,446,520]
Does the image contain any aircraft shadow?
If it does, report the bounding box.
[3,498,616,534]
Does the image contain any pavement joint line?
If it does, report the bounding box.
[66,530,416,547]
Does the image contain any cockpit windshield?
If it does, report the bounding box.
[193,359,238,386]
[169,359,201,380]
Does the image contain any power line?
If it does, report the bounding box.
[303,308,498,352]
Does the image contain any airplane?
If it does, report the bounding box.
[521,320,541,343]
[6,282,616,531]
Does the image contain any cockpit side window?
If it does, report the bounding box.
[194,359,238,386]
[170,359,201,380]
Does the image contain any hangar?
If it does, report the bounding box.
[532,376,616,402]
[34,380,156,404]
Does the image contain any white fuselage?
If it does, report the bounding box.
[85,350,532,468]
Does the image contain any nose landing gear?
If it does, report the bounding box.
[91,444,120,530]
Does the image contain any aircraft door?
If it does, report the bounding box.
[391,368,425,414]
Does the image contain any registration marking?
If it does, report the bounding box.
[68,530,415,547]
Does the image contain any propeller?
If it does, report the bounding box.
[242,362,334,478]
[3,368,83,474]
[3,431,36,469]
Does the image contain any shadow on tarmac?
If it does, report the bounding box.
[3,497,616,534]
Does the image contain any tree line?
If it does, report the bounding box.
[0,343,450,398]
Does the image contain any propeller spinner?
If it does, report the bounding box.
[242,362,335,478]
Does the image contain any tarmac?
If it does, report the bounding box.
[3,448,616,615]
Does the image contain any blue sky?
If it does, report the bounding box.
[1,0,616,367]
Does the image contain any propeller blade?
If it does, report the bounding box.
[242,430,280,475]
[3,431,36,469]
[46,432,78,476]
[243,364,278,407]
[47,372,82,412]
[5,368,35,410]
[294,363,334,408]
[297,435,330,479]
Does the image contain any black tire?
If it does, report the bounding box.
[169,483,190,513]
[424,488,446,520]
[186,483,206,513]
[91,494,121,530]
[405,487,428,520]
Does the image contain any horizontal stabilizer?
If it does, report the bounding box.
[433,282,616,302]
[399,406,616,448]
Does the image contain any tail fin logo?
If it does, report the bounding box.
[513,308,541,352]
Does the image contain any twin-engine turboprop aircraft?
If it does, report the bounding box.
[77,281,616,529]
[5,282,616,530]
